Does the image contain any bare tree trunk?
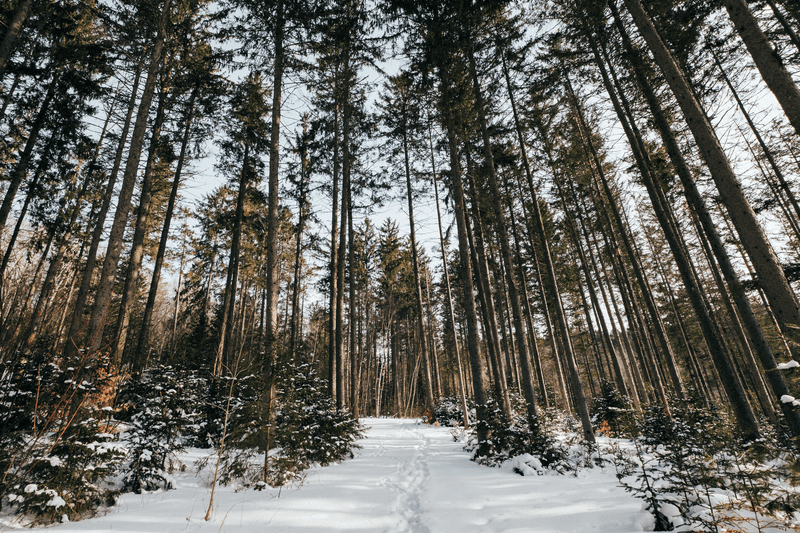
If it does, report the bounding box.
[134,88,196,366]
[437,62,490,450]
[614,1,800,436]
[621,0,800,353]
[115,75,170,366]
[328,102,340,397]
[0,72,59,234]
[585,21,760,439]
[0,0,32,82]
[289,121,310,360]
[335,84,349,410]
[171,230,186,357]
[517,173,571,410]
[721,0,800,134]
[216,144,250,376]
[464,153,512,419]
[467,45,556,434]
[264,0,284,468]
[348,200,359,417]
[84,0,171,354]
[402,115,436,421]
[430,130,469,427]
[503,173,549,408]
[65,60,144,355]
[23,171,93,350]
[0,130,56,282]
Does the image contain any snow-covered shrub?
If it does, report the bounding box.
[199,357,363,489]
[592,381,636,438]
[198,371,264,488]
[271,361,363,484]
[9,411,124,524]
[616,398,800,531]
[0,352,123,524]
[118,365,204,493]
[433,396,474,427]
[467,394,569,472]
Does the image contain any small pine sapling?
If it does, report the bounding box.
[0,351,123,524]
[118,366,200,493]
[271,359,363,485]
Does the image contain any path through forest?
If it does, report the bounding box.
[34,418,648,533]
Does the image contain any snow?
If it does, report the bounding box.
[46,493,66,508]
[16,418,645,532]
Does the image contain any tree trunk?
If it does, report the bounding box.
[64,60,144,356]
[614,1,800,437]
[403,115,436,421]
[114,75,169,366]
[430,127,469,427]
[766,0,800,54]
[468,45,554,433]
[503,172,549,409]
[23,168,94,351]
[0,0,33,81]
[581,27,763,438]
[134,87,197,367]
[721,0,800,134]
[621,0,800,355]
[328,101,340,398]
[264,0,283,412]
[335,78,349,410]
[84,0,171,354]
[710,46,800,233]
[216,143,250,375]
[0,72,59,234]
[436,62,490,451]
[0,129,56,283]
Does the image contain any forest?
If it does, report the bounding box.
[2,0,800,529]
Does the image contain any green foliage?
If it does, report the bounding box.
[199,371,264,488]
[0,352,123,524]
[592,381,637,438]
[271,360,364,485]
[434,395,474,427]
[117,366,205,493]
[198,356,363,489]
[467,394,569,472]
[9,412,124,524]
[615,398,800,532]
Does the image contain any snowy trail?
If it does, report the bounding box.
[27,418,647,533]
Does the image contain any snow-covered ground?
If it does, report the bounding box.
[9,418,648,532]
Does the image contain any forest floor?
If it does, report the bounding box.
[7,418,649,533]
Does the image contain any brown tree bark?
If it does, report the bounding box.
[430,124,470,427]
[436,60,490,450]
[134,87,197,367]
[0,72,59,234]
[84,0,171,354]
[721,0,800,134]
[264,0,284,414]
[613,1,800,437]
[402,106,436,421]
[114,75,170,366]
[621,0,800,356]
[64,61,144,356]
[466,44,555,433]
[0,0,32,81]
